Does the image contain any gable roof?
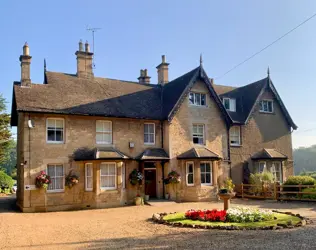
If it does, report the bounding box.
[251,148,288,160]
[215,77,297,129]
[177,147,220,159]
[163,66,232,125]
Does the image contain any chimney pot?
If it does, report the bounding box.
[20,43,32,87]
[144,69,148,77]
[156,55,169,85]
[85,41,90,52]
[138,69,151,84]
[79,40,83,51]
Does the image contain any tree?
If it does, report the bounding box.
[1,139,17,176]
[0,94,11,166]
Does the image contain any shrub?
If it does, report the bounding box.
[221,177,235,193]
[226,207,274,223]
[249,172,274,194]
[283,176,316,194]
[301,188,316,200]
[164,170,181,184]
[0,170,14,193]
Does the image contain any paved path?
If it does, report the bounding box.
[0,198,315,250]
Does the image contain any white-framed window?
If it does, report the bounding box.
[46,118,64,143]
[260,100,273,113]
[144,123,155,145]
[200,162,212,185]
[122,163,126,189]
[189,92,206,106]
[96,120,112,144]
[230,126,241,146]
[85,163,93,191]
[47,165,64,192]
[100,162,116,190]
[258,162,266,173]
[186,162,194,186]
[193,124,205,145]
[223,98,236,112]
[272,162,282,183]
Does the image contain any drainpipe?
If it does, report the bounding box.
[161,161,165,198]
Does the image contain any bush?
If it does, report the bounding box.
[226,207,274,223]
[185,209,227,222]
[249,172,274,194]
[283,176,316,194]
[301,188,316,200]
[0,170,14,193]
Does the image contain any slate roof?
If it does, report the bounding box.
[177,147,220,159]
[136,148,169,160]
[251,148,288,160]
[73,147,130,161]
[11,65,296,130]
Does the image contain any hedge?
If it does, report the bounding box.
[0,170,14,192]
[283,176,316,194]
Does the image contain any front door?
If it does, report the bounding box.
[145,169,156,198]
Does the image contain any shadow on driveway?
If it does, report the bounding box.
[0,194,19,213]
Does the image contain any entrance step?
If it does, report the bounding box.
[145,199,177,207]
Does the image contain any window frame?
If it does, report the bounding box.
[85,163,93,191]
[200,161,212,186]
[230,126,241,146]
[144,123,155,145]
[100,162,117,190]
[259,99,274,113]
[96,120,113,145]
[192,124,205,145]
[223,98,236,112]
[272,161,283,183]
[46,164,64,193]
[258,161,266,173]
[46,118,65,144]
[189,92,206,106]
[186,161,194,186]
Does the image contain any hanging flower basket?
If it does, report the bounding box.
[129,169,143,185]
[65,170,79,188]
[35,171,51,189]
[164,170,181,184]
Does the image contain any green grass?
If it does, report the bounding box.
[163,212,301,228]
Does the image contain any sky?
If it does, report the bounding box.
[1,0,316,149]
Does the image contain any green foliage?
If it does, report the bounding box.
[283,176,316,186]
[221,177,235,192]
[299,171,316,180]
[0,139,17,176]
[283,175,316,194]
[0,170,14,193]
[249,172,274,194]
[293,145,316,174]
[301,188,316,199]
[0,95,12,166]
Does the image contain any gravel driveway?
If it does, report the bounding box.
[0,198,315,250]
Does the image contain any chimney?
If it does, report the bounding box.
[156,55,169,85]
[75,40,94,78]
[19,42,32,87]
[138,69,151,84]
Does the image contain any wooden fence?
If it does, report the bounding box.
[236,183,316,202]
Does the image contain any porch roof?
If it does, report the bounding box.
[73,147,131,161]
[136,148,169,161]
[251,148,288,160]
[177,147,220,160]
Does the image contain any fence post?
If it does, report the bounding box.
[273,182,277,200]
[299,184,302,200]
[262,182,266,199]
[241,183,244,199]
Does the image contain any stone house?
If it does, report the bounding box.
[11,42,297,212]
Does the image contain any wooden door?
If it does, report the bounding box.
[145,169,156,197]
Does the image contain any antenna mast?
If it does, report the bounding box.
[86,27,101,68]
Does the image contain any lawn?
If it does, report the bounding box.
[163,212,301,228]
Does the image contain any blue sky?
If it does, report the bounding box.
[1,0,316,148]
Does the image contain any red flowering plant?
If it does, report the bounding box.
[35,171,51,189]
[185,209,227,222]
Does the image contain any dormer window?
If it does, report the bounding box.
[223,98,236,112]
[189,92,206,106]
[260,100,273,113]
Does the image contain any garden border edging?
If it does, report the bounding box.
[151,210,312,230]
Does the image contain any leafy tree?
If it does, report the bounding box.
[0,139,17,176]
[294,145,316,174]
[0,95,11,166]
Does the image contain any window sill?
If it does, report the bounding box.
[144,143,155,146]
[189,104,208,108]
[193,143,205,147]
[46,190,64,193]
[100,188,118,192]
[85,189,93,192]
[259,111,275,114]
[96,142,113,146]
[201,184,213,187]
[46,141,64,144]
[230,144,242,147]
[186,184,195,187]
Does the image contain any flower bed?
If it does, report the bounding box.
[152,208,310,230]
